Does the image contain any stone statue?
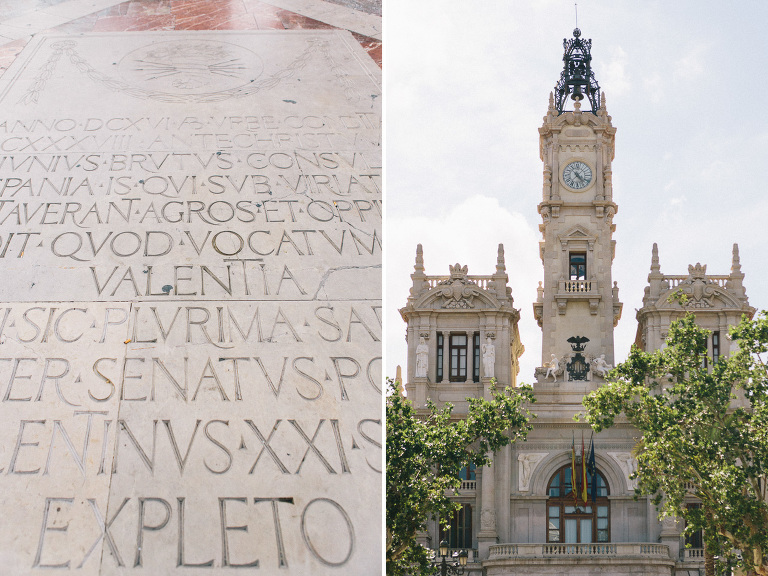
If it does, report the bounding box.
[545,354,559,382]
[593,354,612,378]
[415,336,429,378]
[608,452,639,490]
[482,337,495,378]
[518,452,547,492]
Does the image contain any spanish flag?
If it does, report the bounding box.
[581,433,588,504]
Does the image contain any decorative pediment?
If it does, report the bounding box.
[558,225,596,250]
[414,280,500,311]
[655,285,740,311]
[437,276,481,309]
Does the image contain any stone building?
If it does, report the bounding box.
[400,29,755,576]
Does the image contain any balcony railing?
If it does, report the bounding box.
[683,548,705,560]
[559,279,596,294]
[664,275,729,289]
[488,543,670,560]
[425,275,494,291]
[459,479,477,491]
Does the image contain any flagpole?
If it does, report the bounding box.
[589,432,597,503]
[581,432,588,504]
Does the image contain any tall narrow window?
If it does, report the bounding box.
[712,331,720,364]
[473,332,480,382]
[450,334,468,382]
[685,504,703,551]
[440,503,473,550]
[569,253,587,280]
[459,463,476,481]
[436,333,444,381]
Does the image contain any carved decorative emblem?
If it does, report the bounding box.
[676,263,716,308]
[480,507,496,530]
[437,263,480,309]
[20,38,333,105]
[566,336,591,381]
[449,263,468,279]
[120,40,263,94]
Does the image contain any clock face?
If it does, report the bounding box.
[563,161,593,190]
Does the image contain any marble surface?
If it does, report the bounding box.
[0,30,381,574]
[0,0,383,76]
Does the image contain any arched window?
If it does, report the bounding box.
[459,463,476,481]
[547,465,610,543]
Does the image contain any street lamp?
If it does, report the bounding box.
[432,540,468,575]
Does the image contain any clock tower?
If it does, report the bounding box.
[533,28,623,391]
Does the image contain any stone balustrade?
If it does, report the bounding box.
[459,479,477,491]
[559,279,596,293]
[683,548,705,560]
[425,275,495,290]
[488,542,670,560]
[665,275,729,288]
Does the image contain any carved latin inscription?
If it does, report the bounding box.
[0,31,381,573]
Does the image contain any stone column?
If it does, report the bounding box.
[477,452,497,559]
[482,328,497,400]
[496,445,511,543]
[413,329,428,407]
[415,529,432,551]
[429,327,438,382]
[659,514,682,561]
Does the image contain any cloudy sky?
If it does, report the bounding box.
[385,1,768,385]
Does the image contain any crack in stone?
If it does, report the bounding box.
[312,264,381,300]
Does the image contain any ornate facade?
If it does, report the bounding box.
[400,29,755,576]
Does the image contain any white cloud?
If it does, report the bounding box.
[601,46,630,97]
[674,43,707,81]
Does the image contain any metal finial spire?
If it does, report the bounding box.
[575,3,578,28]
[553,27,601,114]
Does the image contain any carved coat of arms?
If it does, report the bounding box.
[438,264,481,309]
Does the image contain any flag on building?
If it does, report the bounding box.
[588,435,597,503]
[581,432,588,504]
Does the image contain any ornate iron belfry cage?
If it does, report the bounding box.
[554,28,601,114]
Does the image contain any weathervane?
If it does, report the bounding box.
[553,23,601,115]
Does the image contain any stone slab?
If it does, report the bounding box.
[0,31,381,575]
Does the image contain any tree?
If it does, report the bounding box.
[386,379,534,576]
[582,312,768,576]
